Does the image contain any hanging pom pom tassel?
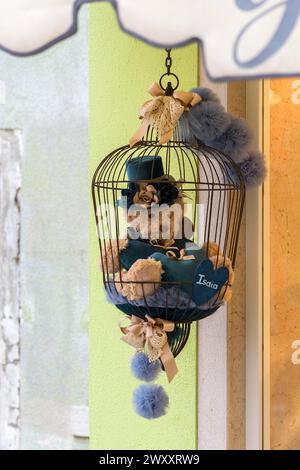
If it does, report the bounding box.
[188,101,231,142]
[131,352,161,382]
[208,116,252,162]
[133,384,169,419]
[238,151,267,188]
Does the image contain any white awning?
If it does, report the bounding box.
[1,0,299,81]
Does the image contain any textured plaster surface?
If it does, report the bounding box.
[89,3,198,450]
[269,79,300,450]
[0,9,89,450]
[0,131,21,450]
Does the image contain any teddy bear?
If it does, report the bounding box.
[100,155,235,305]
[102,237,234,304]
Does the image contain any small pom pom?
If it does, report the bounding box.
[131,352,161,382]
[133,384,169,419]
[209,116,252,161]
[191,87,221,103]
[188,101,231,142]
[238,151,267,187]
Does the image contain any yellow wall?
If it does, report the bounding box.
[89,3,198,449]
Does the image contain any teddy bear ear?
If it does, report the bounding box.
[101,239,128,274]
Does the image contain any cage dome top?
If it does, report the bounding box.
[93,127,245,191]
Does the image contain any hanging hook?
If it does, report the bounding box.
[165,48,172,75]
[159,48,179,95]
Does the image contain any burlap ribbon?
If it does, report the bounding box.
[129,82,202,147]
[149,238,177,249]
[120,314,178,383]
[166,248,195,261]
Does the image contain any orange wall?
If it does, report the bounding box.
[270,79,300,450]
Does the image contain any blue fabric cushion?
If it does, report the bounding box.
[193,259,229,305]
[150,252,228,305]
[150,250,206,295]
[120,239,187,271]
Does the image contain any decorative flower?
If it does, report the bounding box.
[156,183,179,205]
[119,182,139,209]
[133,184,159,208]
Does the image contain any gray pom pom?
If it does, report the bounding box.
[131,352,161,382]
[133,384,169,419]
[209,116,252,161]
[188,101,231,142]
[238,151,267,187]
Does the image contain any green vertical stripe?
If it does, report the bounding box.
[89,3,198,450]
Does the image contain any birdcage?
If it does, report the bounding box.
[92,47,245,358]
[92,121,245,357]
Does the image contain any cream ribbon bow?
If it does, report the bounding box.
[129,82,202,147]
[120,314,178,383]
[166,248,195,261]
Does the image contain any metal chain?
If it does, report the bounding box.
[159,48,179,94]
[165,48,172,75]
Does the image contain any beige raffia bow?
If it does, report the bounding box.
[120,314,178,383]
[129,82,202,147]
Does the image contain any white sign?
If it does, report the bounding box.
[117,0,300,80]
[1,0,300,81]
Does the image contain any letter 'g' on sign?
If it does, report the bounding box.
[234,0,300,67]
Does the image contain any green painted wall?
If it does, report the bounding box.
[89,3,198,450]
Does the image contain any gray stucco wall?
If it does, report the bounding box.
[0,9,89,449]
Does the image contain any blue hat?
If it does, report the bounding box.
[118,155,175,209]
[126,156,164,182]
